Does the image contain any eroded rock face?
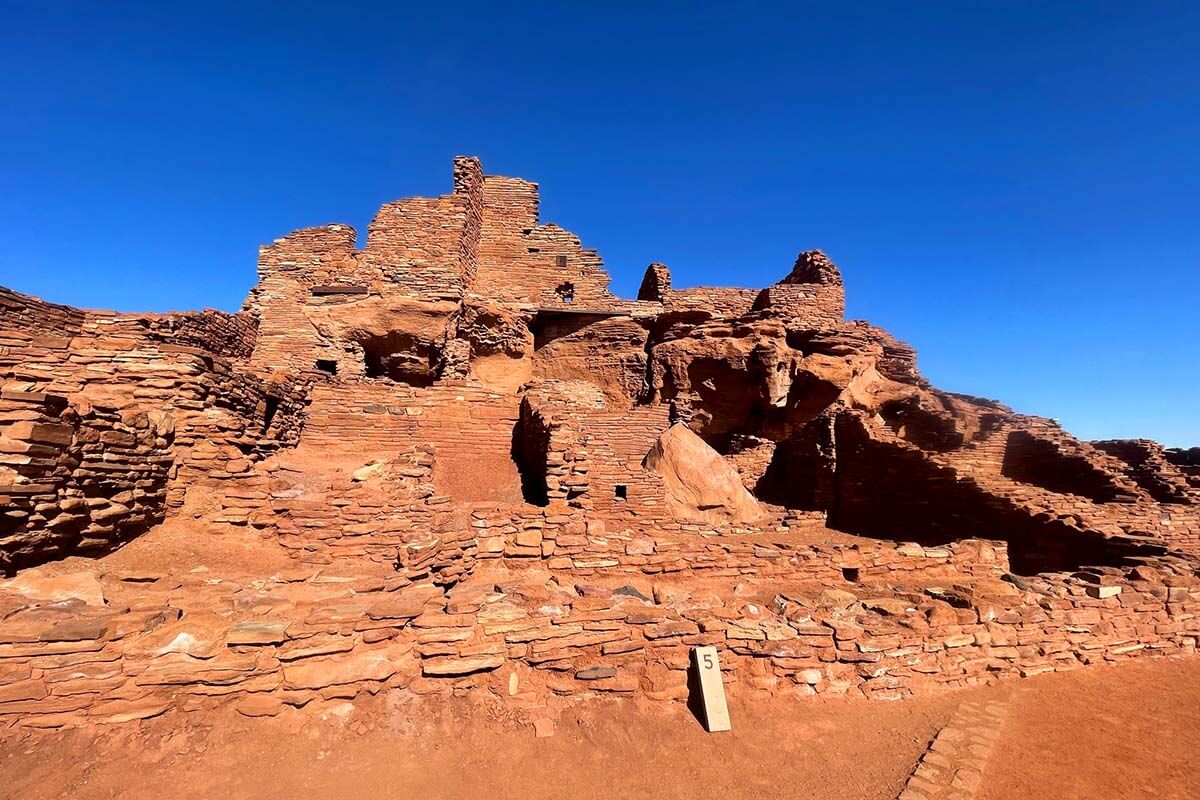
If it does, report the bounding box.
[305,296,457,386]
[643,423,763,523]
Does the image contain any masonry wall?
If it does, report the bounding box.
[1093,439,1198,505]
[829,412,1174,574]
[665,287,760,318]
[1,524,1196,727]
[751,282,845,328]
[248,224,366,374]
[363,156,483,300]
[0,289,309,571]
[0,388,173,571]
[0,287,85,338]
[247,159,486,376]
[927,418,1200,555]
[473,176,616,307]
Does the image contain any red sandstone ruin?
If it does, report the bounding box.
[1,156,1198,727]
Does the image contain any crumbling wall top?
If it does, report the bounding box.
[780,249,843,286]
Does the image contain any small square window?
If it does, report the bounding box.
[615,484,628,500]
[315,359,338,375]
[555,255,568,267]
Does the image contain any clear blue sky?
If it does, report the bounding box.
[1,2,1196,446]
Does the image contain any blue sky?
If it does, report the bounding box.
[1,2,1196,446]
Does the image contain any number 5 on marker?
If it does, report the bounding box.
[693,645,731,732]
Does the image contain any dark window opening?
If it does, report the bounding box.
[511,412,550,507]
[841,567,859,583]
[311,284,368,296]
[555,255,568,268]
[527,247,540,253]
[355,332,437,387]
[262,395,281,434]
[615,484,628,500]
[555,282,575,304]
[315,359,338,375]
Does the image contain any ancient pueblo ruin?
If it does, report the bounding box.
[2,156,1198,741]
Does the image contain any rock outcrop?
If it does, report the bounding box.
[643,423,763,523]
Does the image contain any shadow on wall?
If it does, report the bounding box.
[878,396,968,452]
[754,417,834,509]
[757,412,1168,576]
[530,311,597,351]
[353,331,438,386]
[674,359,844,456]
[684,656,709,731]
[1001,431,1127,503]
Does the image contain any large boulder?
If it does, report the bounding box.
[643,423,763,523]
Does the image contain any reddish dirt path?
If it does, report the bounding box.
[1,658,1197,800]
[979,658,1200,800]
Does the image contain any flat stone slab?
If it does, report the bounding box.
[226,621,290,645]
[420,655,504,676]
[2,570,105,607]
[236,695,283,717]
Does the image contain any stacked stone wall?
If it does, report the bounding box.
[0,287,85,337]
[0,292,309,570]
[666,287,760,318]
[0,388,172,572]
[247,224,366,373]
[751,282,844,328]
[1093,439,1198,505]
[142,309,259,360]
[364,197,467,299]
[1,528,1196,728]
[474,176,615,307]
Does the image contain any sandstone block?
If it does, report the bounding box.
[236,695,284,717]
[421,654,504,676]
[282,648,405,690]
[227,621,291,645]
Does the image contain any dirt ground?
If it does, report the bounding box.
[1,657,1196,800]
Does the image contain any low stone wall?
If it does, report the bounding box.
[0,287,84,338]
[207,444,459,565]
[0,533,1195,729]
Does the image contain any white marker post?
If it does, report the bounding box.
[692,645,731,732]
